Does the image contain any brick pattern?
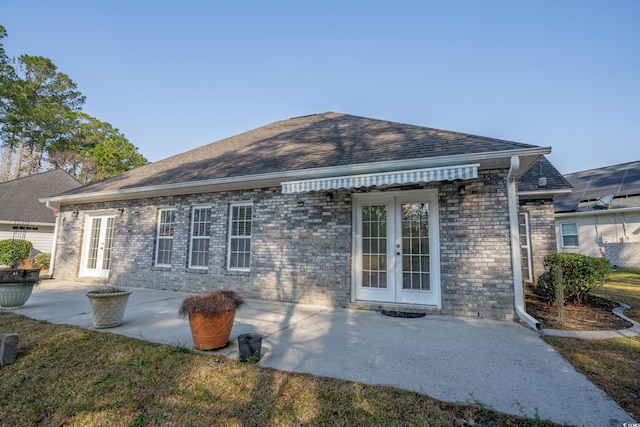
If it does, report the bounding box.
[53,169,542,321]
[519,199,558,283]
[558,211,640,268]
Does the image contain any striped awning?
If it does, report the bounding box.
[281,164,479,194]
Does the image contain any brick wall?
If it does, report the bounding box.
[54,168,523,320]
[519,199,558,283]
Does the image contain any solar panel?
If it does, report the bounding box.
[557,161,640,212]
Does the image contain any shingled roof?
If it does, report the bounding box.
[49,112,551,202]
[517,156,572,195]
[554,161,640,213]
[0,170,81,224]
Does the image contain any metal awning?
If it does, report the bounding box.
[281,164,479,194]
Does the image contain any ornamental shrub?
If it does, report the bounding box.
[34,252,51,270]
[0,239,33,268]
[535,253,610,304]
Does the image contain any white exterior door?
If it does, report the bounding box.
[353,190,440,307]
[80,214,115,278]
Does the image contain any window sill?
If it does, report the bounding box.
[186,268,209,274]
[151,266,171,272]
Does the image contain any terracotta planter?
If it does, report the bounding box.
[188,310,237,350]
[0,269,39,308]
[86,288,133,328]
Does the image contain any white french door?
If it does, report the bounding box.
[79,214,115,278]
[353,190,440,307]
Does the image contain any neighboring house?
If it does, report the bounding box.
[41,112,569,328]
[0,170,81,255]
[554,161,640,268]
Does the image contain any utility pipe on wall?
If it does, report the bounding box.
[45,201,60,278]
[506,155,540,331]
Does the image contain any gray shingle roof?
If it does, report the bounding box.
[55,112,544,198]
[554,161,640,212]
[0,170,81,224]
[517,156,572,193]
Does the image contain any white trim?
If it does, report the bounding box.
[188,205,212,269]
[39,147,550,205]
[282,164,479,194]
[155,208,176,267]
[555,206,640,218]
[559,221,579,248]
[227,202,253,271]
[351,189,441,307]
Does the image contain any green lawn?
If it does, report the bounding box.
[0,312,558,427]
[545,268,640,421]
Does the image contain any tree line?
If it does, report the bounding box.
[0,25,147,184]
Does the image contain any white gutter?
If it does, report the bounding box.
[507,155,540,330]
[39,147,551,206]
[45,201,60,277]
[556,206,640,218]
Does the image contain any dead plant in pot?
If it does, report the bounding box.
[179,289,245,350]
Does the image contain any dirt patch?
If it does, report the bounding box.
[525,293,633,331]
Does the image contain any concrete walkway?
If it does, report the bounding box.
[3,280,636,427]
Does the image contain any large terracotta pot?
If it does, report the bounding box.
[188,310,236,350]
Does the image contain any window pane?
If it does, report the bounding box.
[229,204,253,269]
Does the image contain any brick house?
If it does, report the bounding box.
[41,112,570,328]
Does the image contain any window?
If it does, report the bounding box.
[561,222,579,247]
[518,212,533,282]
[155,209,176,266]
[228,203,252,270]
[190,206,211,268]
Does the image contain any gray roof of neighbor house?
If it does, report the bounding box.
[554,161,640,213]
[45,112,554,204]
[0,170,81,224]
[516,156,572,197]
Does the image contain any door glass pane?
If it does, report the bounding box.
[361,205,387,289]
[86,218,101,269]
[101,217,115,270]
[401,203,430,291]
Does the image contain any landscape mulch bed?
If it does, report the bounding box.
[525,293,633,331]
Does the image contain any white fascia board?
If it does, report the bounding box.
[0,220,54,227]
[519,188,572,199]
[40,147,551,206]
[555,206,640,218]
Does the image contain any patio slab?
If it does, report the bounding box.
[3,279,635,427]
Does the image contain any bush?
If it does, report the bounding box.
[535,253,610,304]
[34,253,51,270]
[0,239,33,268]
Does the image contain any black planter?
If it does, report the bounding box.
[237,333,263,363]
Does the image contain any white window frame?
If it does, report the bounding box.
[227,203,253,271]
[560,222,579,248]
[155,208,176,267]
[189,206,212,269]
[518,212,533,282]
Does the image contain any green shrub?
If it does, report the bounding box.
[535,253,610,304]
[0,239,33,268]
[34,253,51,270]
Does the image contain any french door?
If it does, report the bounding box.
[353,190,440,306]
[79,213,115,278]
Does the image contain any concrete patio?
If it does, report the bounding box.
[2,279,635,427]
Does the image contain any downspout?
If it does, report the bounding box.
[506,156,540,330]
[45,201,60,278]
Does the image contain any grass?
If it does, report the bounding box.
[544,268,640,421]
[0,313,559,426]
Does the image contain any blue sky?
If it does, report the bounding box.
[2,0,639,174]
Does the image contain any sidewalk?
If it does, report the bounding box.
[4,280,636,427]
